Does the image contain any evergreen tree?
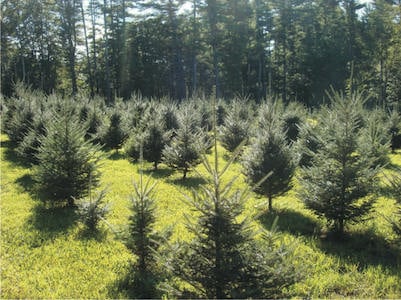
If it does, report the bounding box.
[16,114,48,165]
[219,98,251,152]
[35,106,102,205]
[281,102,306,144]
[295,119,323,168]
[125,170,164,298]
[125,115,169,170]
[359,109,390,167]
[388,109,401,153]
[100,110,127,152]
[169,102,299,298]
[76,188,110,232]
[242,121,295,211]
[162,108,206,179]
[299,90,380,235]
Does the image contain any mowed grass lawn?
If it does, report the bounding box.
[1,133,401,298]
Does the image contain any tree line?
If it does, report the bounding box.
[1,0,401,107]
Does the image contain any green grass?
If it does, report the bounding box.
[1,133,401,298]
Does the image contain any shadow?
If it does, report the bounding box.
[109,265,162,299]
[1,140,31,168]
[108,151,125,160]
[259,208,320,237]
[27,203,78,241]
[316,228,401,272]
[142,167,175,179]
[384,162,401,172]
[15,173,36,193]
[77,226,108,242]
[377,184,396,199]
[167,176,207,188]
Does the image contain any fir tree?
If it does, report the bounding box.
[242,121,295,211]
[169,101,299,298]
[16,114,48,165]
[282,102,306,144]
[162,108,206,179]
[219,99,251,152]
[125,116,169,170]
[299,90,380,235]
[388,109,401,153]
[359,109,390,168]
[35,107,102,205]
[100,110,127,152]
[295,120,323,167]
[125,168,164,298]
[76,188,110,232]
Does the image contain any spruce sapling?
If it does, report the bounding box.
[35,106,102,205]
[299,90,380,235]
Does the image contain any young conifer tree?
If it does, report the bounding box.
[219,98,251,152]
[299,90,380,235]
[169,99,299,298]
[126,151,164,298]
[100,110,127,152]
[125,113,169,170]
[35,105,102,206]
[162,107,206,179]
[242,116,295,211]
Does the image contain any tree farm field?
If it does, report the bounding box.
[1,131,400,298]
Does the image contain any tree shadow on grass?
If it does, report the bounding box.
[77,226,108,242]
[27,203,78,241]
[108,151,126,161]
[109,265,162,299]
[1,140,31,168]
[142,167,175,179]
[15,173,36,193]
[316,229,401,273]
[167,176,207,189]
[259,208,321,237]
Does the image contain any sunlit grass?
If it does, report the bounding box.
[1,134,400,298]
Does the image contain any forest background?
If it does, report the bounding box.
[1,0,401,108]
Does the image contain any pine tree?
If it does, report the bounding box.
[126,168,164,298]
[100,110,127,152]
[281,101,306,144]
[295,119,323,168]
[359,109,390,168]
[299,90,380,235]
[35,106,102,205]
[162,108,207,179]
[219,99,251,152]
[242,120,295,211]
[169,101,299,298]
[16,114,48,165]
[125,116,169,170]
[388,109,401,153]
[76,188,110,232]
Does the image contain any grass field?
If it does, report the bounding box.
[1,133,401,298]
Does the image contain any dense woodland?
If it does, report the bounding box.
[1,0,401,107]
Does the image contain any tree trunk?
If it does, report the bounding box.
[103,0,113,103]
[89,0,99,94]
[192,0,198,96]
[80,0,94,97]
[268,194,273,211]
